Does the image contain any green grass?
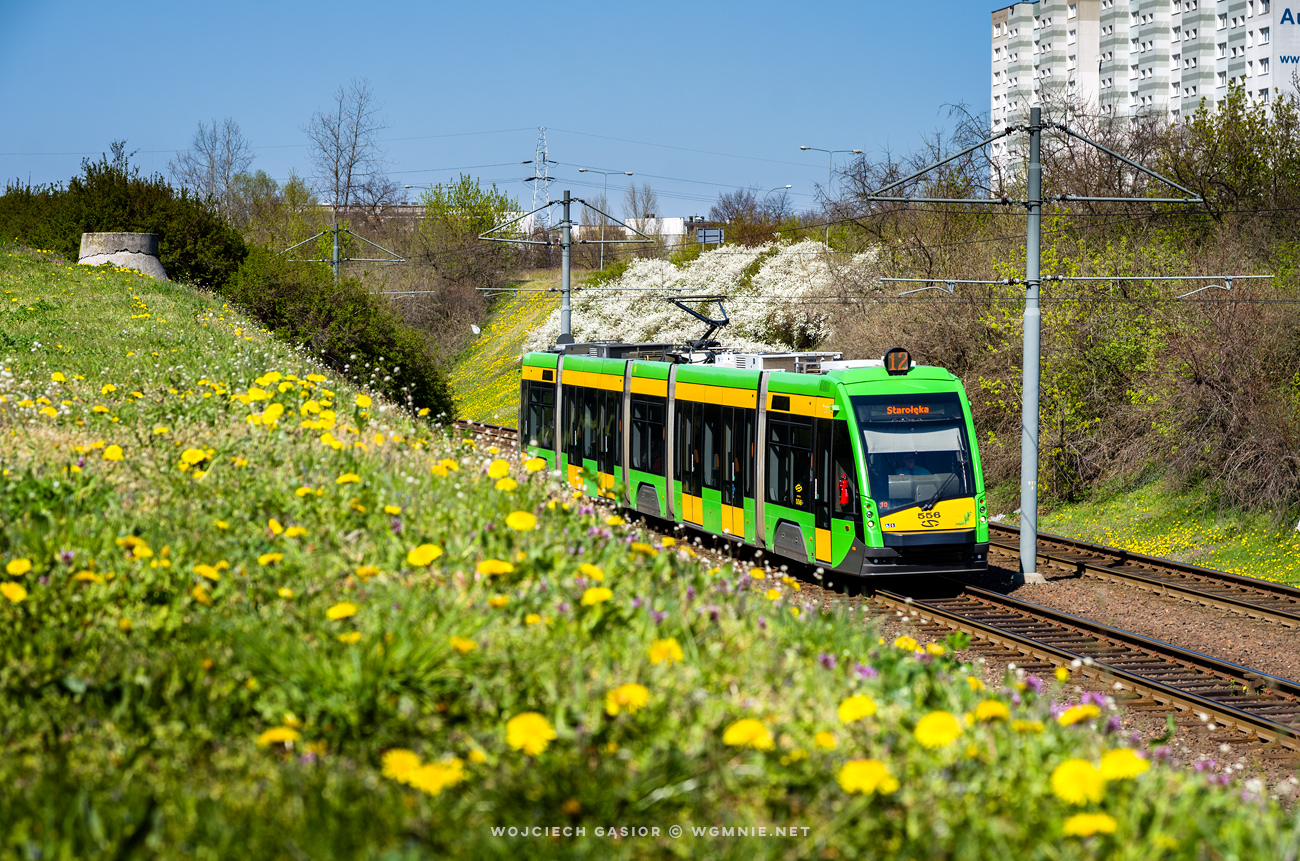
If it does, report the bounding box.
[1,245,1297,858]
[448,271,558,425]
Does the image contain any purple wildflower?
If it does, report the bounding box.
[59,549,75,565]
[707,605,719,622]
[1105,716,1122,734]
[757,616,767,630]
[1023,675,1044,693]
[686,586,696,600]
[852,662,878,680]
[818,653,837,670]
[1081,691,1108,708]
[556,601,571,615]
[651,610,668,624]
[1193,759,1216,772]
[390,517,402,534]
[632,596,644,610]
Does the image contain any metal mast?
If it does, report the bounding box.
[531,127,553,231]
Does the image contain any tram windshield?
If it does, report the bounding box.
[850,392,975,514]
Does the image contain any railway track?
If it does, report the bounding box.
[877,581,1300,751]
[989,522,1300,628]
[452,421,1300,749]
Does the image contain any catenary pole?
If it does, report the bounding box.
[1019,108,1046,585]
[558,190,573,344]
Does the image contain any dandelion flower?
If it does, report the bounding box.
[101,383,117,394]
[649,637,683,665]
[605,515,625,526]
[407,544,443,567]
[661,537,676,547]
[838,695,878,724]
[974,700,1010,722]
[278,588,294,599]
[581,586,613,606]
[488,595,509,608]
[525,613,541,625]
[191,585,212,605]
[523,457,546,472]
[506,511,537,531]
[327,602,358,620]
[268,518,284,535]
[893,635,918,651]
[605,683,650,716]
[814,731,837,749]
[764,588,781,601]
[1051,759,1105,805]
[449,636,477,654]
[1055,666,1071,683]
[384,505,402,515]
[382,749,422,784]
[967,676,986,691]
[913,711,963,748]
[749,568,766,580]
[631,542,658,557]
[194,564,220,582]
[495,477,518,491]
[408,758,465,796]
[285,526,307,538]
[1058,704,1102,726]
[257,552,283,566]
[476,559,514,576]
[336,473,361,485]
[180,448,208,465]
[256,727,301,747]
[1099,749,1149,780]
[1062,813,1118,837]
[102,444,124,461]
[51,372,66,382]
[506,712,557,756]
[5,559,32,576]
[1,582,27,603]
[578,563,604,582]
[487,459,510,479]
[837,759,899,795]
[1012,719,1044,734]
[355,394,371,408]
[722,718,774,750]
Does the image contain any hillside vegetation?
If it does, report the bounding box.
[1,246,1298,857]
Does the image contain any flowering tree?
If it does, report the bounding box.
[525,240,879,353]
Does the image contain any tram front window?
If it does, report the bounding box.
[851,393,974,514]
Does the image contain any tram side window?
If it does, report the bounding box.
[631,396,666,475]
[600,389,621,468]
[562,385,584,465]
[701,403,722,491]
[831,419,857,517]
[767,416,813,510]
[525,381,555,449]
[581,388,600,462]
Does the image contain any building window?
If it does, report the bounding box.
[1218,70,1227,86]
[1261,27,1270,43]
[1261,57,1270,73]
[1186,28,1196,40]
[1218,42,1227,57]
[1068,28,1077,44]
[1262,0,1270,12]
[1261,88,1271,101]
[1131,63,1139,78]
[1068,3,1077,17]
[1247,60,1254,77]
[1218,13,1228,28]
[1173,26,1181,42]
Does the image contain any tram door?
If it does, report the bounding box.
[676,402,702,524]
[720,407,752,539]
[814,418,834,563]
[596,389,619,498]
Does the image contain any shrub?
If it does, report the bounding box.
[0,142,247,288]
[224,247,456,418]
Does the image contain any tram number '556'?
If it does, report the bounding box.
[919,511,942,529]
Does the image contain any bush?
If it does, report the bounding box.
[0,142,247,288]
[224,247,456,418]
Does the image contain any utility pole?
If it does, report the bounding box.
[578,168,633,269]
[860,108,1202,585]
[280,217,404,284]
[800,145,862,248]
[559,190,573,344]
[1020,108,1044,583]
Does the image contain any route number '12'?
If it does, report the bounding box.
[884,347,912,376]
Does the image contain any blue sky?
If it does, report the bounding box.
[0,0,991,218]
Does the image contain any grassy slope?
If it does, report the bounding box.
[4,248,1289,857]
[448,271,558,425]
[991,481,1300,585]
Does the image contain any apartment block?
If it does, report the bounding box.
[991,0,1299,161]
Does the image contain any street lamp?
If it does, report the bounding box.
[578,168,633,269]
[763,185,793,236]
[800,146,862,247]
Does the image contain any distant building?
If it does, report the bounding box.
[990,0,1299,165]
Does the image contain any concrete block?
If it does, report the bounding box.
[78,232,169,281]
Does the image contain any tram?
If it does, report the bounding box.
[518,342,989,577]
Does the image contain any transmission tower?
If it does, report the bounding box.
[524,127,556,231]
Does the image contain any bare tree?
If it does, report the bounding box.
[168,117,254,218]
[623,181,659,220]
[303,78,399,216]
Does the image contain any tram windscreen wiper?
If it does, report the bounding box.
[920,472,957,510]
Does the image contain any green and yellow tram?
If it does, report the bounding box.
[519,343,989,577]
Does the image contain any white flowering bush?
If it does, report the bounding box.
[524,241,879,353]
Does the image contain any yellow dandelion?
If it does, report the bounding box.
[837,759,899,795]
[191,585,212,605]
[285,526,307,538]
[1055,666,1071,683]
[506,511,537,531]
[1058,704,1102,726]
[630,542,658,557]
[893,635,918,651]
[487,459,511,479]
[764,587,781,601]
[649,637,684,665]
[838,695,878,724]
[449,636,477,654]
[381,749,422,784]
[578,563,604,581]
[525,613,542,625]
[278,588,294,599]
[257,552,283,566]
[749,568,766,580]
[476,559,514,576]
[506,712,557,756]
[355,394,371,408]
[605,683,650,716]
[913,711,963,748]
[814,731,837,749]
[407,544,443,567]
[974,700,1010,722]
[408,758,465,796]
[194,564,220,582]
[581,586,613,606]
[1062,813,1118,837]
[268,518,284,535]
[967,676,986,691]
[384,504,402,515]
[495,477,518,491]
[1012,719,1045,734]
[1,582,28,603]
[5,559,32,576]
[605,515,625,526]
[336,473,361,485]
[51,372,66,382]
[256,727,301,747]
[722,718,774,750]
[1099,749,1149,781]
[661,537,676,547]
[101,444,124,461]
[326,602,358,620]
[1051,759,1105,805]
[524,457,547,472]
